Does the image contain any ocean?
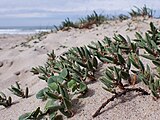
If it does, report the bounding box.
[0,26,54,35]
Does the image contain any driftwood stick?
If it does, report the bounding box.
[92,87,149,118]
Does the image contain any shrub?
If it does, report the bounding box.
[129,5,153,18]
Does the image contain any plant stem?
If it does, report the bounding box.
[92,87,149,118]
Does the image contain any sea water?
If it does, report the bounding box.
[0,26,54,34]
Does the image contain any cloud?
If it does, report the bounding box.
[0,0,160,26]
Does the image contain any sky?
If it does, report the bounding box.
[0,0,160,27]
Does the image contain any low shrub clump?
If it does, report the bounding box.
[18,22,160,119]
[129,5,153,18]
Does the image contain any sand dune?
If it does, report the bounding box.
[0,18,160,120]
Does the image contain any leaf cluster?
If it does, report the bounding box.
[129,5,153,18]
[0,92,12,108]
[21,22,160,119]
[8,82,29,98]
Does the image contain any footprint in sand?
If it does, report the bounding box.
[0,60,14,68]
[14,71,21,76]
[0,61,3,67]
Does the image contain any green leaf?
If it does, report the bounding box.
[152,60,160,67]
[118,45,130,50]
[100,77,113,88]
[77,47,83,58]
[139,59,145,72]
[72,75,81,82]
[127,57,131,70]
[129,54,139,69]
[9,87,24,97]
[76,60,87,68]
[97,41,103,51]
[137,41,146,48]
[58,85,71,111]
[105,69,114,80]
[145,33,152,48]
[79,47,85,57]
[117,54,125,65]
[118,34,127,43]
[58,85,65,98]
[146,64,151,73]
[36,88,48,100]
[138,73,148,85]
[0,102,8,107]
[79,82,88,93]
[0,92,6,100]
[150,22,156,33]
[48,76,58,84]
[19,113,31,120]
[45,91,61,100]
[38,75,48,81]
[113,66,120,80]
[31,67,39,74]
[155,80,160,89]
[135,32,143,40]
[103,36,112,46]
[100,56,114,63]
[141,54,156,61]
[48,76,63,84]
[68,67,83,78]
[49,83,58,91]
[92,56,98,68]
[16,82,21,89]
[149,82,159,97]
[87,60,93,70]
[45,99,62,112]
[67,80,76,89]
[102,87,115,93]
[144,46,154,55]
[88,45,98,50]
[59,108,72,117]
[49,112,56,120]
[29,107,41,118]
[120,71,130,79]
[151,40,158,49]
[63,97,72,111]
[59,68,68,78]
[84,46,91,59]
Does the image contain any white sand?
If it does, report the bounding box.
[0,18,160,120]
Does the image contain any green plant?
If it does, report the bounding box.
[0,92,12,108]
[19,107,47,120]
[54,11,107,30]
[30,62,88,119]
[92,53,150,117]
[91,23,160,117]
[21,21,160,119]
[8,82,29,98]
[67,46,98,78]
[118,14,129,21]
[134,22,160,67]
[129,5,153,18]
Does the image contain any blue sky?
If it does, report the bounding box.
[0,0,160,27]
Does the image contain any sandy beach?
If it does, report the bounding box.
[0,18,160,120]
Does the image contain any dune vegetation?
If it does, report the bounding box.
[1,5,160,120]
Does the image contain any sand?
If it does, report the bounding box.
[0,18,160,120]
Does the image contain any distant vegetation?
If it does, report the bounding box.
[53,5,154,31]
[28,5,154,41]
[55,11,108,31]
[129,5,153,18]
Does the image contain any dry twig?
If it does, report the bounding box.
[92,87,149,118]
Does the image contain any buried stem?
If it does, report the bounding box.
[92,87,149,118]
